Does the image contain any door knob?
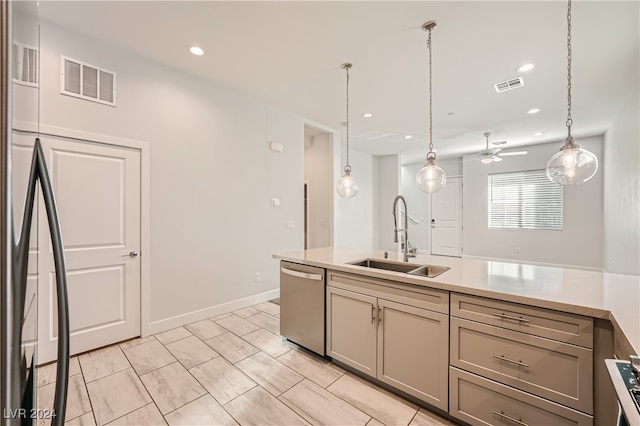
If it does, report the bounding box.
[122,251,138,257]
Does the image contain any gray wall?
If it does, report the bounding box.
[39,22,313,328]
[462,136,604,269]
[334,146,374,249]
[603,87,640,275]
[373,155,400,251]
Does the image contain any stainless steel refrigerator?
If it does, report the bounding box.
[1,2,69,425]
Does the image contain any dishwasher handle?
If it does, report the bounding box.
[280,266,323,281]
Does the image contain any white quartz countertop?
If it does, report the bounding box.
[273,247,640,355]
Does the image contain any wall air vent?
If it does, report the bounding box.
[493,77,524,93]
[60,56,116,106]
[13,42,38,87]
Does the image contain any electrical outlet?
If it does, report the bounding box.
[254,272,261,282]
[286,220,295,230]
[515,247,521,253]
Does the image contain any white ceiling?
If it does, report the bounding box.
[38,1,639,164]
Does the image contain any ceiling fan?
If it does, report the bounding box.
[468,132,527,164]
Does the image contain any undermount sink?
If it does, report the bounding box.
[406,264,450,278]
[348,258,418,274]
[348,258,450,278]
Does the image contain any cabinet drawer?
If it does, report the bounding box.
[450,317,593,414]
[451,293,593,348]
[450,367,593,426]
[328,270,449,314]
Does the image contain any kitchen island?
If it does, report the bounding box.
[274,247,640,426]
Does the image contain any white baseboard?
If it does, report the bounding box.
[147,289,280,335]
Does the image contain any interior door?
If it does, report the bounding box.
[430,176,462,257]
[11,133,39,354]
[37,135,141,363]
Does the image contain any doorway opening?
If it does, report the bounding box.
[304,125,333,249]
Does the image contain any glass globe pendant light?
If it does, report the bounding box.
[546,0,598,185]
[337,63,359,198]
[416,21,446,193]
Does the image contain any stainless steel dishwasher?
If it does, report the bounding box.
[280,261,325,356]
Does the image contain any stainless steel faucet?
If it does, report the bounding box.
[392,195,415,262]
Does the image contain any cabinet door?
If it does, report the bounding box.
[326,286,377,376]
[377,299,449,410]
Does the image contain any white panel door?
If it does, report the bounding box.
[11,133,39,358]
[37,135,141,363]
[430,176,462,257]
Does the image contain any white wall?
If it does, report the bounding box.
[304,132,332,249]
[373,155,400,251]
[334,146,374,249]
[603,87,640,275]
[38,22,312,329]
[462,136,604,269]
[400,163,429,252]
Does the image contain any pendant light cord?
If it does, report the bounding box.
[346,63,351,168]
[427,26,434,154]
[341,63,353,170]
[566,0,573,139]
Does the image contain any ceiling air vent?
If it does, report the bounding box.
[60,56,116,106]
[13,42,38,87]
[492,140,507,146]
[493,77,524,93]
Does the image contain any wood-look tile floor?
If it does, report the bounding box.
[37,301,459,426]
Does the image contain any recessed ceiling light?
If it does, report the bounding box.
[527,108,540,114]
[534,132,544,136]
[362,113,373,118]
[404,135,412,140]
[189,46,204,56]
[517,63,535,73]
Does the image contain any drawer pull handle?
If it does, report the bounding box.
[493,354,530,368]
[378,306,382,323]
[492,410,528,426]
[493,312,530,323]
[371,305,375,324]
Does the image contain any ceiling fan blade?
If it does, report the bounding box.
[487,148,502,155]
[498,150,528,157]
[493,156,503,162]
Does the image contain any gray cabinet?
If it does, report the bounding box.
[449,293,594,426]
[450,368,594,426]
[326,271,449,410]
[377,298,448,409]
[326,286,377,376]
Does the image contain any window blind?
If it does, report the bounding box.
[488,170,563,230]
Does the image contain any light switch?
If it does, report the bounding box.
[269,141,284,152]
[272,198,280,207]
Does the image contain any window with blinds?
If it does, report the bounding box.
[488,169,563,230]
